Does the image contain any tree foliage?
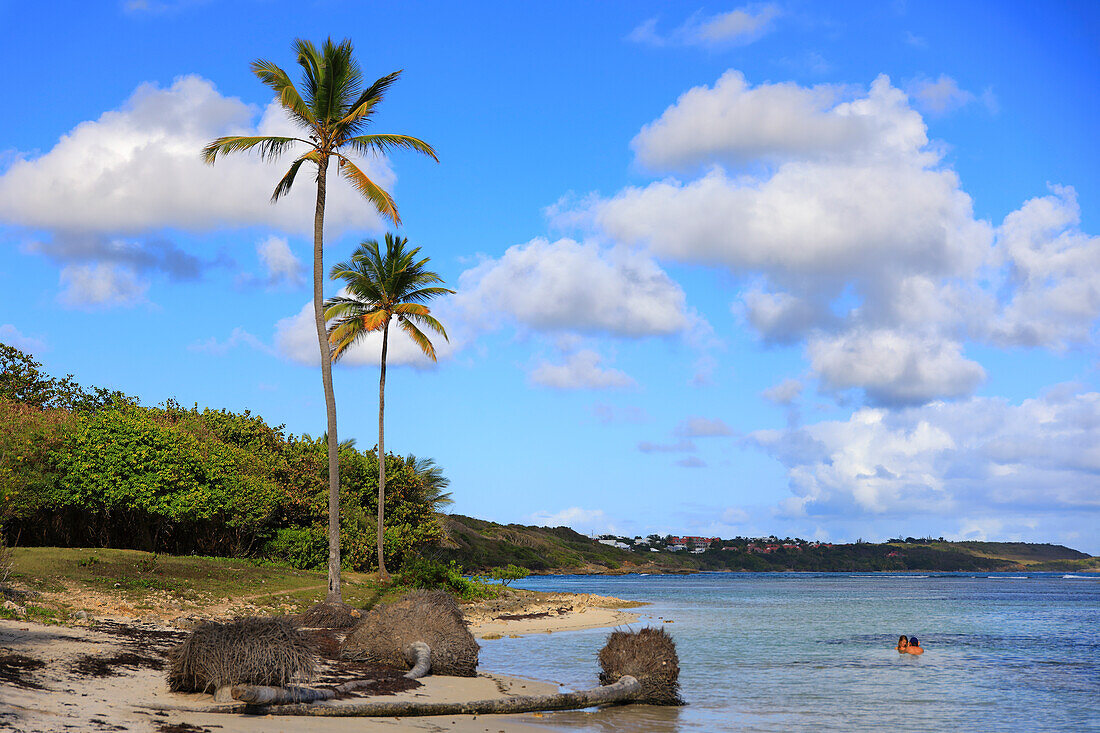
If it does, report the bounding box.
[0,344,445,570]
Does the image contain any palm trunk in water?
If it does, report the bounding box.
[376,320,390,580]
[313,155,342,603]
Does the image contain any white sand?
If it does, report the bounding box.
[0,591,637,733]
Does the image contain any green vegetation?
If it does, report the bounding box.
[325,234,453,580]
[0,344,443,573]
[202,36,438,602]
[486,564,530,586]
[395,556,500,600]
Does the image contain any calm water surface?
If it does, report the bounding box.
[478,573,1100,732]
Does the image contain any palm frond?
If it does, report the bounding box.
[271,150,319,202]
[293,39,322,109]
[346,134,439,162]
[250,59,316,128]
[201,136,305,164]
[399,285,456,303]
[398,318,438,361]
[315,37,363,123]
[406,312,449,340]
[335,70,401,134]
[335,155,399,224]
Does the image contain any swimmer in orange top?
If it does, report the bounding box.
[896,635,909,652]
[905,636,925,655]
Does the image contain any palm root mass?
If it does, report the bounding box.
[598,626,683,705]
[167,616,317,693]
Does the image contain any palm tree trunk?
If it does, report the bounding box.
[313,155,342,603]
[376,320,390,581]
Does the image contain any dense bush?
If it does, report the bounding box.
[0,343,445,571]
[397,556,499,600]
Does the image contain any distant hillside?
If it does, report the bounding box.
[434,515,681,573]
[938,541,1089,563]
[434,516,1096,574]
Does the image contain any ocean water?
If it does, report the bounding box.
[478,572,1100,732]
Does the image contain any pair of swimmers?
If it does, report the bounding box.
[896,635,924,655]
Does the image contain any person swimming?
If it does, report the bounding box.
[906,636,925,655]
[896,635,909,652]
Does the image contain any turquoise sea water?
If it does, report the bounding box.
[478,573,1100,732]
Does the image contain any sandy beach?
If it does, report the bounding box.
[0,590,641,733]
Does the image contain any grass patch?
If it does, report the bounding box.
[5,547,421,620]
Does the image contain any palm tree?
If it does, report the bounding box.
[405,453,453,512]
[324,234,453,580]
[202,38,437,602]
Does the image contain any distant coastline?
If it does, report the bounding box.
[438,515,1098,575]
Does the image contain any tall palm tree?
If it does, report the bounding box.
[202,38,437,602]
[324,234,453,580]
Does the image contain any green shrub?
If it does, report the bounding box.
[397,557,499,600]
[262,528,327,570]
[487,564,530,586]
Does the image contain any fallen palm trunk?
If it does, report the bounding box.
[143,675,641,716]
[224,642,433,705]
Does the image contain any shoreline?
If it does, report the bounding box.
[0,588,640,733]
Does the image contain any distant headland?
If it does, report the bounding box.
[436,515,1098,574]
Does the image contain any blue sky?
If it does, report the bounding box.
[2,1,1098,552]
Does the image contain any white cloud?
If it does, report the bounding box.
[990,186,1100,350]
[907,74,975,115]
[57,263,148,309]
[273,298,456,370]
[568,70,1100,405]
[455,237,689,337]
[0,75,392,238]
[676,456,707,468]
[629,5,781,48]
[0,324,47,354]
[751,387,1100,521]
[256,236,304,288]
[763,378,803,406]
[675,416,734,437]
[631,72,928,171]
[808,329,986,406]
[529,349,635,390]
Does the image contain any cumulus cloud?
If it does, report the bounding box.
[763,378,803,406]
[0,324,47,353]
[455,238,689,337]
[751,388,1100,533]
[628,5,781,48]
[57,263,148,308]
[273,298,457,370]
[566,70,1100,406]
[529,349,635,390]
[256,236,304,288]
[675,416,734,437]
[808,329,986,406]
[0,75,392,238]
[990,186,1100,350]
